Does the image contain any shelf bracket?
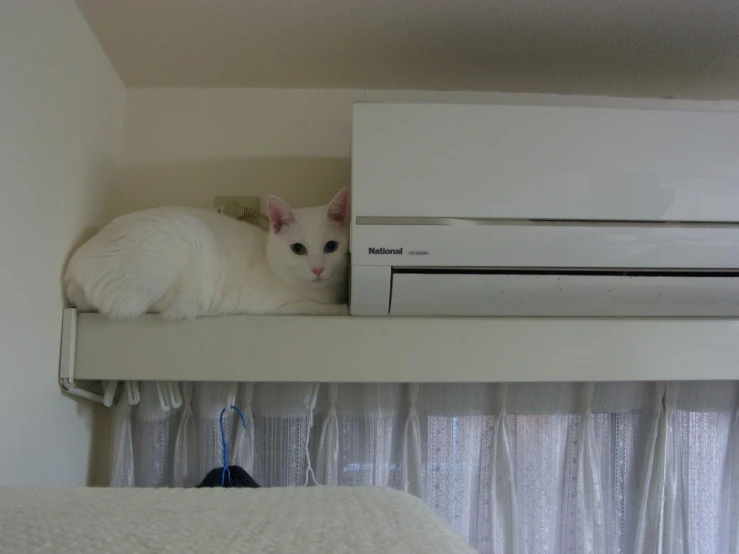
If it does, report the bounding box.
[59,308,105,403]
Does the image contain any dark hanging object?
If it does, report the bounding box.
[197,465,260,488]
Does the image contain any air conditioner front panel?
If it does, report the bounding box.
[352,103,739,221]
[389,273,739,316]
[351,223,739,269]
[350,102,739,317]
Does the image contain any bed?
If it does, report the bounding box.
[0,486,475,553]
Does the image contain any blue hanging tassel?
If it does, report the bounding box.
[219,405,249,486]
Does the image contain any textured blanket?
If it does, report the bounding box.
[0,486,475,553]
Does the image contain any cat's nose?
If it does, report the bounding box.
[311,267,324,276]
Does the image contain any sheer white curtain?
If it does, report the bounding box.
[109,381,739,554]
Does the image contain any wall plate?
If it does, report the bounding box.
[213,196,264,227]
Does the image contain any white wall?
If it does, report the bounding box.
[114,89,364,217]
[0,0,125,485]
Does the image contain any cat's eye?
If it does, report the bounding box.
[324,241,339,253]
[290,243,307,255]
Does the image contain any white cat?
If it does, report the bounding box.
[64,189,350,319]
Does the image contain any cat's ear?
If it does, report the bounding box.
[268,195,296,233]
[326,188,349,226]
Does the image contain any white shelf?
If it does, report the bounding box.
[60,308,739,382]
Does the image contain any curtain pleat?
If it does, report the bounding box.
[402,384,422,496]
[172,382,197,487]
[661,382,683,554]
[109,397,134,487]
[564,384,606,554]
[490,384,517,554]
[317,383,404,488]
[721,392,739,554]
[193,382,238,478]
[132,382,176,487]
[109,380,739,553]
[316,383,340,486]
[632,383,665,554]
[252,383,314,487]
[230,382,255,472]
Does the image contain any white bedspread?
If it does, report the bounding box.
[0,486,475,553]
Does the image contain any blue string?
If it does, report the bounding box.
[219,409,229,486]
[219,405,249,487]
[231,405,248,430]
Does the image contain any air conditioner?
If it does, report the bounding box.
[349,102,739,316]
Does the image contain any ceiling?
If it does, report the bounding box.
[76,0,739,99]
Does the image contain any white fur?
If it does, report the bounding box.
[64,190,350,319]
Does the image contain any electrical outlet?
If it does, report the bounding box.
[213,196,260,219]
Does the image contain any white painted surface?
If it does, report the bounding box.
[122,89,364,163]
[390,274,739,317]
[349,266,391,316]
[0,0,124,485]
[68,311,739,382]
[111,88,363,220]
[76,0,739,99]
[351,103,739,220]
